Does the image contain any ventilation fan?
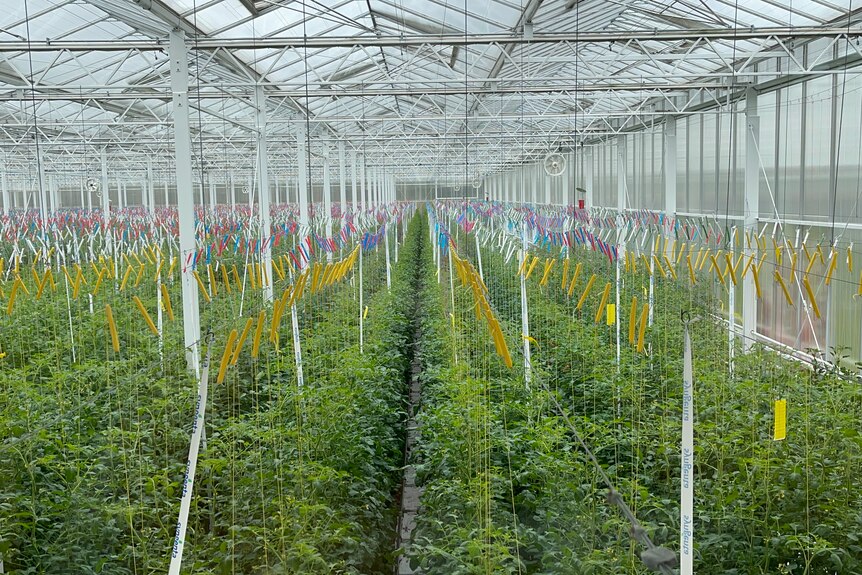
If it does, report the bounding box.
[471,178,482,190]
[454,184,462,192]
[543,152,567,177]
[86,177,99,193]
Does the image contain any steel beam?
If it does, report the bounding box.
[743,88,759,352]
[4,27,859,51]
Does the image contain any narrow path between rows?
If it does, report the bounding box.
[393,222,426,575]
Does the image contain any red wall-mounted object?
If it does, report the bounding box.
[578,199,585,210]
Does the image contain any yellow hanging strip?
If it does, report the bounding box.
[567,262,583,297]
[560,258,570,291]
[207,264,218,297]
[161,284,175,320]
[193,270,211,303]
[575,274,597,311]
[221,265,232,294]
[525,255,541,281]
[628,296,638,344]
[105,304,120,352]
[6,279,21,315]
[594,282,612,323]
[251,310,266,359]
[774,271,793,307]
[538,258,555,287]
[751,264,762,299]
[133,296,159,336]
[824,249,838,286]
[216,329,239,385]
[802,276,821,319]
[636,303,649,353]
[231,318,254,365]
[686,254,696,285]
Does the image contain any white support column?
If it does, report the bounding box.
[351,150,358,216]
[360,155,367,216]
[616,135,626,369]
[562,159,571,206]
[664,117,677,260]
[323,153,332,261]
[37,162,48,222]
[296,125,310,232]
[164,181,169,207]
[585,148,594,209]
[1,166,8,215]
[274,177,280,206]
[169,28,201,375]
[743,88,759,351]
[146,159,155,215]
[208,179,216,209]
[100,148,110,252]
[338,141,346,220]
[230,173,236,207]
[255,85,273,301]
[545,172,551,205]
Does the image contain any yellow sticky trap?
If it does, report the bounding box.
[161,284,174,321]
[628,296,638,344]
[636,303,649,353]
[251,311,265,359]
[525,255,540,281]
[133,296,159,336]
[363,305,369,319]
[773,399,787,441]
[539,258,555,287]
[752,264,762,299]
[231,318,254,365]
[594,282,611,323]
[824,250,838,286]
[216,329,239,385]
[193,270,211,303]
[105,304,120,353]
[567,263,582,297]
[803,276,821,319]
[606,303,616,326]
[576,274,597,311]
[560,258,570,291]
[687,254,696,285]
[775,271,793,307]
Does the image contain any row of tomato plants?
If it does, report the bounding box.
[405,216,860,574]
[0,227,409,573]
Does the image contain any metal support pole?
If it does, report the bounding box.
[351,150,358,216]
[255,85,273,301]
[359,246,364,353]
[360,155,367,216]
[617,135,626,369]
[146,158,155,215]
[169,28,201,375]
[1,166,9,215]
[585,147,594,209]
[520,220,531,387]
[296,124,310,232]
[743,88,759,351]
[338,141,346,220]
[323,154,333,261]
[664,117,677,259]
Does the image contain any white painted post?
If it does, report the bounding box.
[0,165,8,215]
[169,28,201,375]
[743,88,759,351]
[296,125,310,232]
[255,85,273,302]
[338,141,346,221]
[323,153,332,261]
[680,319,695,575]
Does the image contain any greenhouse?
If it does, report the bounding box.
[1,0,861,573]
